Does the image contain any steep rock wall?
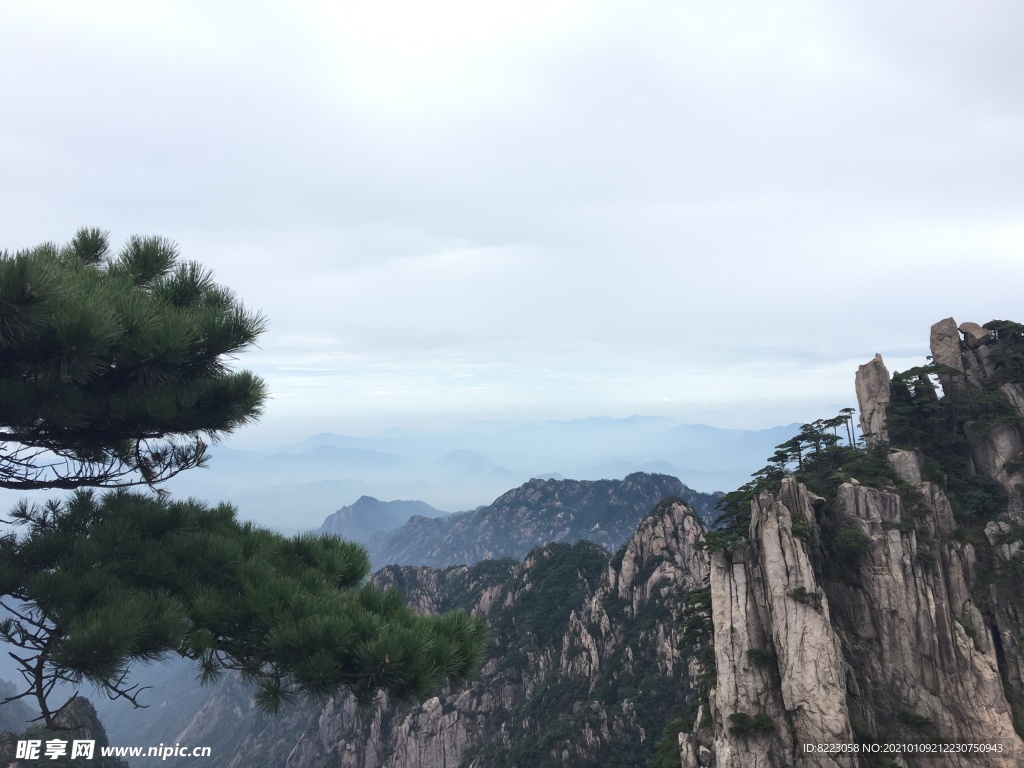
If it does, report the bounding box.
[683,319,1024,767]
[693,479,854,768]
[685,472,1023,767]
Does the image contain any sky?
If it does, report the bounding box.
[2,1,1022,447]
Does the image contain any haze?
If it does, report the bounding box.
[2,1,1022,449]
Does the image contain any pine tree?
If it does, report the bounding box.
[0,492,488,726]
[0,228,267,490]
[0,230,489,729]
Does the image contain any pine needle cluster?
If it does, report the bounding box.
[0,228,267,490]
[0,491,488,726]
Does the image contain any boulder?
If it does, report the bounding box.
[959,321,994,349]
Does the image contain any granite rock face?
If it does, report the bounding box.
[684,474,1024,767]
[930,318,966,376]
[855,354,891,446]
[694,480,855,768]
[683,320,1024,767]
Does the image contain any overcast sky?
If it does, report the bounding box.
[2,2,1022,446]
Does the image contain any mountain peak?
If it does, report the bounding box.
[368,473,719,570]
[318,497,446,544]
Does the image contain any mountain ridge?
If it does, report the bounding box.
[364,471,720,570]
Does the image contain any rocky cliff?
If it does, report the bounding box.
[152,497,708,767]
[681,318,1024,767]
[366,473,719,570]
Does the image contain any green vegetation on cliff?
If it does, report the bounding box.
[703,319,1024,555]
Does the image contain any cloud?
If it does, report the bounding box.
[1,1,1021,436]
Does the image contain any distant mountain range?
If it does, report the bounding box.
[349,472,720,570]
[134,416,797,530]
